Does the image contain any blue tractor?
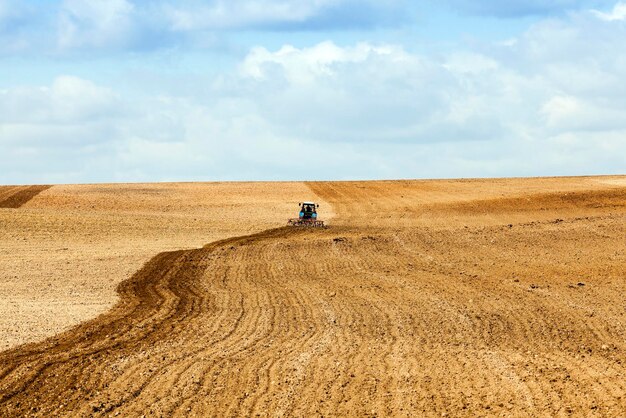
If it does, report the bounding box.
[288,202,325,227]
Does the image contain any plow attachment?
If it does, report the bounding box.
[287,218,325,227]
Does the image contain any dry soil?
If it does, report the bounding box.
[0,176,624,417]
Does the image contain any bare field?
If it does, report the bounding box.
[0,182,328,350]
[0,176,625,416]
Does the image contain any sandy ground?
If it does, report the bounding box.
[0,175,625,416]
[0,182,329,350]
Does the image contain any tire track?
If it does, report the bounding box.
[306,181,626,416]
[0,185,51,208]
[1,180,625,416]
[0,228,295,416]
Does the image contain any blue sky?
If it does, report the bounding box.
[1,0,625,184]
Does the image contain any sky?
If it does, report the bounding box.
[1,0,625,184]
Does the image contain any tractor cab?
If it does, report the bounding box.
[299,202,318,220]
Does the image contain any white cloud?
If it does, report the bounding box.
[542,95,583,127]
[57,0,135,49]
[160,0,407,31]
[240,41,402,83]
[0,76,120,126]
[163,0,338,31]
[0,75,124,176]
[592,2,626,20]
[0,0,408,54]
[2,3,626,183]
[541,94,626,133]
[443,52,499,74]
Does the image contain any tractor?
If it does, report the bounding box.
[288,202,325,227]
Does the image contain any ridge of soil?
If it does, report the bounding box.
[0,186,52,208]
[1,177,625,416]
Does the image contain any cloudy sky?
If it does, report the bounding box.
[1,0,625,184]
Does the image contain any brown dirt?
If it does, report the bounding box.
[0,186,51,208]
[0,176,625,416]
[0,182,328,350]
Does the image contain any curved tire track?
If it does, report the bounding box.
[1,181,625,416]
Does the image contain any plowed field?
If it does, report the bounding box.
[0,186,51,208]
[0,176,625,417]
